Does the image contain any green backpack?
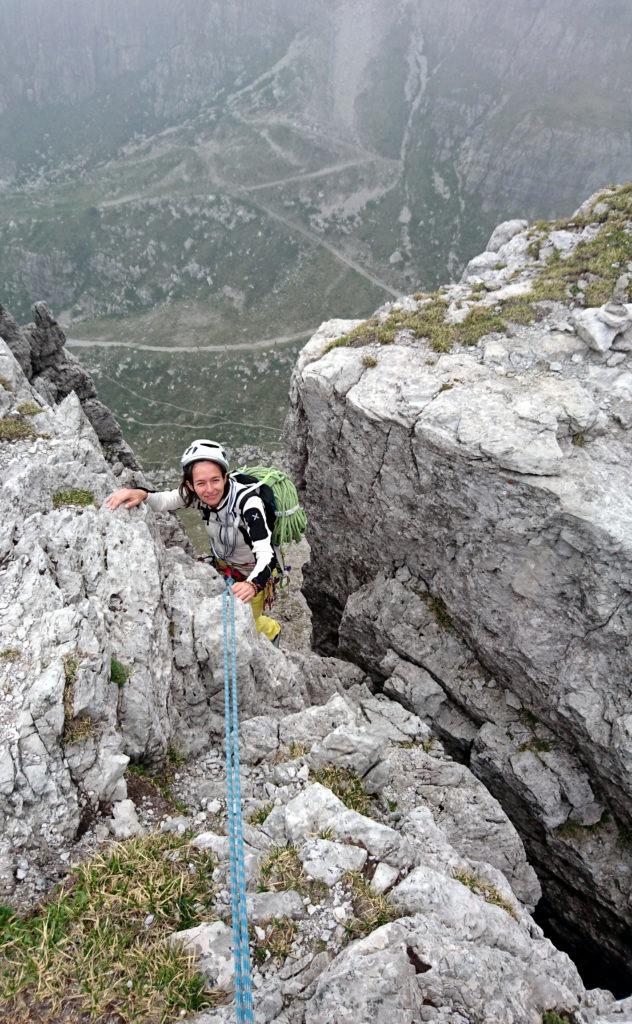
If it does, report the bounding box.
[234,466,307,548]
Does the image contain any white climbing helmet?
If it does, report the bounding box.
[181,439,230,472]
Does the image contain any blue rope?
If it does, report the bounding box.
[222,580,255,1023]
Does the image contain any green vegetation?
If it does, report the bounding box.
[310,766,374,817]
[0,376,12,392]
[276,741,311,762]
[0,649,20,661]
[251,917,296,965]
[343,871,396,940]
[427,594,452,630]
[16,402,43,417]
[110,657,130,687]
[325,293,547,357]
[555,811,611,841]
[62,654,94,745]
[249,802,274,826]
[0,417,36,442]
[361,354,378,368]
[0,832,220,1023]
[322,183,632,366]
[526,184,632,306]
[52,489,95,509]
[452,869,518,920]
[542,1011,573,1024]
[317,827,334,840]
[166,747,186,768]
[258,845,310,895]
[518,739,552,754]
[571,432,586,447]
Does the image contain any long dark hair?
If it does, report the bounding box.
[178,460,229,507]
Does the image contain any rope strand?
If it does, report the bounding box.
[222,581,255,1023]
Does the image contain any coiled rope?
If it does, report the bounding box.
[222,580,255,1023]
[237,465,308,547]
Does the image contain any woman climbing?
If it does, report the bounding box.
[105,439,282,645]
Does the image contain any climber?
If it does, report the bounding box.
[104,439,282,646]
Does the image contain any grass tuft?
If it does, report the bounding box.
[52,489,95,509]
[310,766,374,817]
[0,649,20,661]
[0,376,13,392]
[518,739,552,754]
[16,402,44,417]
[249,802,274,826]
[452,869,518,920]
[251,917,296,965]
[0,417,35,442]
[427,594,452,630]
[343,871,397,940]
[62,654,95,745]
[0,832,220,1023]
[258,845,309,896]
[361,354,378,368]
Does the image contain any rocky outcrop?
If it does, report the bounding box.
[0,335,345,900]
[0,301,136,468]
[286,185,632,986]
[167,692,628,1024]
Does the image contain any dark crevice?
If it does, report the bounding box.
[407,946,432,974]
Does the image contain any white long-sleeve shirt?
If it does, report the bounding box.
[146,477,277,587]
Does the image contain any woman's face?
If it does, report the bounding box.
[190,460,227,507]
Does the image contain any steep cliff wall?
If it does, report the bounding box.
[286,185,632,986]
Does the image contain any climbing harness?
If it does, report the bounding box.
[222,580,255,1023]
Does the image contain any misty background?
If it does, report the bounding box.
[1,0,631,477]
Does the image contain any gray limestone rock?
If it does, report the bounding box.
[169,920,233,990]
[486,219,529,252]
[286,210,632,974]
[109,799,142,839]
[247,890,305,924]
[299,838,368,885]
[308,725,387,777]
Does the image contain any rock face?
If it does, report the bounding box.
[166,691,627,1024]
[0,334,346,899]
[0,301,136,468]
[286,188,632,985]
[1,284,632,1019]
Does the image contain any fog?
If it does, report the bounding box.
[1,0,631,470]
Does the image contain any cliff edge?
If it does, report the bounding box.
[287,184,632,986]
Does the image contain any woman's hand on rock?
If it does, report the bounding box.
[104,487,148,510]
[232,580,257,603]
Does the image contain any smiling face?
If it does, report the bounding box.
[190,459,228,507]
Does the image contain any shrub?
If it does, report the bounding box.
[110,658,130,687]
